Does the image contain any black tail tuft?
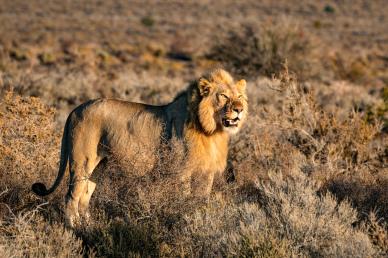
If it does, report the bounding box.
[32,183,49,196]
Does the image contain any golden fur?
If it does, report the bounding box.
[32,69,248,227]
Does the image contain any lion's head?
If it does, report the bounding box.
[194,69,248,135]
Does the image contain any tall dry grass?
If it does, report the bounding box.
[0,201,86,258]
[1,63,386,256]
[0,92,62,213]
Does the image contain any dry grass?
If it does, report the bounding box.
[178,170,377,257]
[0,201,87,258]
[0,92,62,214]
[1,68,387,256]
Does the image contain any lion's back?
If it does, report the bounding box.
[67,99,166,167]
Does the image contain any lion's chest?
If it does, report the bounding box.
[186,130,229,173]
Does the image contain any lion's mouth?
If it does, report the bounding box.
[222,117,239,127]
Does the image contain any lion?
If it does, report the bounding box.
[32,69,248,227]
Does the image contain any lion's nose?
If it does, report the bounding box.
[233,106,243,113]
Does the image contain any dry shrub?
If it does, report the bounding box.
[272,68,380,166]
[0,75,386,256]
[78,216,161,257]
[325,174,388,222]
[177,193,292,257]
[0,203,86,257]
[227,67,387,255]
[362,212,388,254]
[256,170,377,257]
[0,92,77,257]
[326,51,385,84]
[0,91,61,212]
[231,66,381,181]
[208,21,315,80]
[249,68,387,222]
[77,139,198,256]
[178,170,378,257]
[94,138,189,217]
[289,77,385,222]
[366,86,388,132]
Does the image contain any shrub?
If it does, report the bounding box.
[0,91,61,213]
[0,74,386,256]
[207,21,314,79]
[0,202,86,257]
[256,170,376,257]
[178,170,378,257]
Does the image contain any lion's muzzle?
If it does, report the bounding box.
[222,117,240,127]
[222,100,244,128]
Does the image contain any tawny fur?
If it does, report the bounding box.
[32,69,248,227]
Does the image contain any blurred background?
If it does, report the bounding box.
[0,0,386,124]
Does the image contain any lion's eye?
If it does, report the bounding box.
[220,94,229,100]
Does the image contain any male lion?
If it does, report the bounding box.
[32,69,248,227]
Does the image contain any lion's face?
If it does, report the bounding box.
[215,84,248,134]
[197,70,248,135]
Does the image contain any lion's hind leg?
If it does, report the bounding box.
[65,146,102,227]
[79,180,96,223]
[65,170,87,227]
[65,154,102,227]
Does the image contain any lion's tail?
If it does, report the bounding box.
[32,116,71,196]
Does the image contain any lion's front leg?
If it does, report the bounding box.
[190,170,215,199]
[180,169,192,197]
[180,163,216,198]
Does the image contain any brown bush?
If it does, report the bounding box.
[0,71,386,256]
[176,170,377,257]
[207,21,315,80]
[0,203,86,257]
[0,92,62,213]
[228,67,387,256]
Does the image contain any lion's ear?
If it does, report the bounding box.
[236,79,246,92]
[198,78,213,96]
